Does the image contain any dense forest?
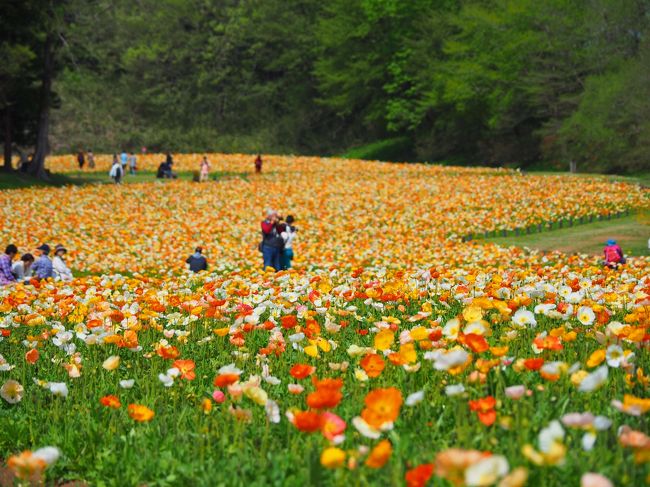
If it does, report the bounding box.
[2,0,650,174]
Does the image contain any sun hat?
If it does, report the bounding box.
[37,244,50,254]
[54,244,67,254]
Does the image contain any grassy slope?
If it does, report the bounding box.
[485,213,649,256]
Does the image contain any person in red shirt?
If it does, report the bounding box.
[254,154,263,174]
[603,239,625,268]
[260,209,283,271]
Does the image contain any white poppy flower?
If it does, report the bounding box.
[464,455,509,486]
[578,366,608,392]
[406,390,425,406]
[444,384,465,397]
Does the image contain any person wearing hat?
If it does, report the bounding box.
[603,239,625,268]
[52,244,73,281]
[260,209,284,271]
[185,246,208,273]
[32,244,54,280]
[0,244,18,285]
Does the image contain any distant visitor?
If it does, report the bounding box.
[603,239,625,269]
[186,247,208,272]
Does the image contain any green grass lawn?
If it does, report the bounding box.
[484,212,650,256]
[0,170,249,190]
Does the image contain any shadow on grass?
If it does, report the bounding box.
[0,170,251,190]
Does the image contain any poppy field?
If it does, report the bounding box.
[1,155,649,486]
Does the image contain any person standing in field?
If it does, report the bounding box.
[200,156,210,182]
[110,157,123,183]
[120,150,128,170]
[186,247,208,272]
[128,152,137,174]
[260,209,283,271]
[280,215,297,270]
[77,150,85,170]
[87,150,95,169]
[255,154,263,174]
[32,244,53,280]
[52,244,73,281]
[0,244,18,286]
[12,253,34,283]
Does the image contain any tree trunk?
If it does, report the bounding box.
[2,107,12,171]
[29,33,54,180]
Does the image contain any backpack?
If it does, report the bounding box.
[604,246,620,263]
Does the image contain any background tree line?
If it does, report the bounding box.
[2,0,649,176]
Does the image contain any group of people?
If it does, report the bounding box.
[260,210,297,271]
[108,152,264,184]
[0,243,73,286]
[109,151,139,183]
[77,150,96,169]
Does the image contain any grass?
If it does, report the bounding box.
[484,212,649,256]
[0,170,249,190]
[340,137,417,162]
[523,170,650,187]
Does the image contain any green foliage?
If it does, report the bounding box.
[4,0,650,172]
[556,37,650,174]
[341,137,416,162]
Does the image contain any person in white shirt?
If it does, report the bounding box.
[280,215,297,270]
[109,159,123,183]
[52,245,73,282]
[12,253,34,282]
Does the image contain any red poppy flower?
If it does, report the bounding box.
[290,364,315,380]
[523,358,545,371]
[100,395,121,409]
[25,348,39,364]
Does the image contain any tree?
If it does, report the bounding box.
[0,1,41,170]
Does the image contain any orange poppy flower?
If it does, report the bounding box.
[464,333,489,353]
[304,319,321,338]
[100,395,121,409]
[117,330,138,349]
[290,364,315,380]
[157,344,180,360]
[533,335,563,351]
[312,376,344,391]
[365,439,392,468]
[307,388,342,410]
[361,387,403,428]
[214,374,240,388]
[128,404,154,422]
[307,376,344,409]
[293,410,322,432]
[25,348,39,364]
[172,359,196,380]
[360,353,385,378]
[469,396,497,426]
[109,310,125,323]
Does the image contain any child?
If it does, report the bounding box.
[603,239,625,268]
